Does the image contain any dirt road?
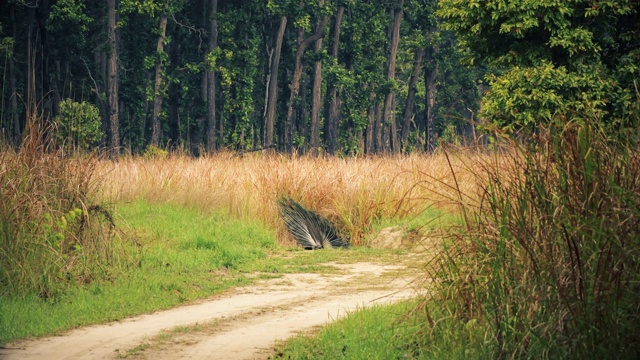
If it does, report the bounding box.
[0,262,420,360]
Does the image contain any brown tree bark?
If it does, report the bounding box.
[382,0,403,153]
[400,47,424,152]
[106,0,120,157]
[309,0,326,155]
[264,16,287,149]
[374,101,383,152]
[25,1,37,113]
[323,5,344,155]
[424,45,439,152]
[150,15,168,147]
[206,0,218,152]
[284,8,328,152]
[365,96,375,154]
[10,4,20,146]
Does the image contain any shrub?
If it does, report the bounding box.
[53,99,102,151]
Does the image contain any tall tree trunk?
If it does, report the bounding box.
[382,0,403,153]
[323,5,344,155]
[150,15,168,147]
[94,49,108,143]
[168,43,180,144]
[206,0,218,152]
[25,1,37,115]
[365,97,375,154]
[374,101,383,152]
[424,44,438,152]
[264,16,287,149]
[199,0,208,147]
[106,0,120,157]
[309,0,326,155]
[400,47,424,152]
[284,9,328,153]
[10,4,20,146]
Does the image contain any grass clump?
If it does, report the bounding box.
[0,121,129,300]
[424,118,640,358]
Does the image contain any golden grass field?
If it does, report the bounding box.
[96,149,493,245]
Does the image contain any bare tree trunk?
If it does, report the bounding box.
[382,0,403,153]
[106,0,120,157]
[400,47,424,152]
[206,0,218,152]
[309,0,326,155]
[424,45,438,152]
[264,16,287,149]
[365,98,375,154]
[199,0,208,147]
[374,101,383,152]
[25,1,36,115]
[10,4,20,146]
[323,5,344,155]
[150,15,168,147]
[284,9,329,153]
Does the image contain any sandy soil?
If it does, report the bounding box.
[0,262,420,360]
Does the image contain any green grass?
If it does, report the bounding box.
[1,201,275,342]
[0,201,415,344]
[273,300,427,359]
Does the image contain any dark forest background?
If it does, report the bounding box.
[0,0,483,156]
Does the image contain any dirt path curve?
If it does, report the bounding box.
[1,262,420,360]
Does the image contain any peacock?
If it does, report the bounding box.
[278,196,350,250]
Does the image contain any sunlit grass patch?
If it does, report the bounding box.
[273,300,425,359]
[98,151,483,246]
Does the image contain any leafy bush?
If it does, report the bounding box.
[53,99,103,151]
[143,145,169,158]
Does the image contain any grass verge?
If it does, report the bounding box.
[0,201,415,344]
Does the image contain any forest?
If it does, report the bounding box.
[0,0,483,156]
[2,1,640,357]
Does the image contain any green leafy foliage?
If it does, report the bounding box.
[438,0,640,130]
[53,99,103,151]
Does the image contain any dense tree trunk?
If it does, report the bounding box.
[25,1,37,113]
[323,5,344,155]
[374,101,383,152]
[309,0,326,155]
[106,0,120,157]
[284,8,328,153]
[198,0,207,147]
[382,0,403,154]
[400,48,424,152]
[365,97,375,154]
[424,45,438,152]
[10,4,19,146]
[150,15,168,147]
[206,0,218,152]
[264,16,287,149]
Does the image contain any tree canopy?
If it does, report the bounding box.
[0,0,482,156]
[438,0,640,130]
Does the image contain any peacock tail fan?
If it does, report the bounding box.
[278,196,350,250]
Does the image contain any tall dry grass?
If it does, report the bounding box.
[1,119,130,299]
[97,149,489,245]
[422,118,640,358]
